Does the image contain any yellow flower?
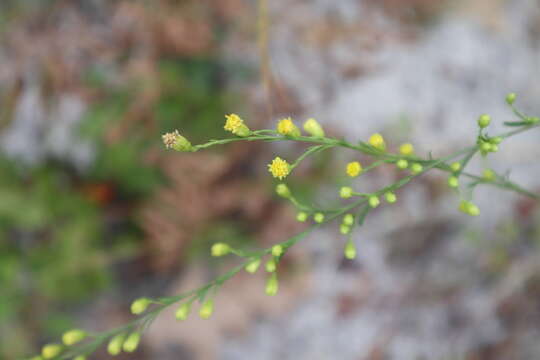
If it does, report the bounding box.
[368,133,386,151]
[346,161,362,177]
[277,117,301,137]
[224,114,250,137]
[268,157,290,179]
[399,143,414,156]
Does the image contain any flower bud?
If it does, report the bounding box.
[483,169,496,181]
[275,183,291,198]
[450,162,461,172]
[478,114,491,128]
[314,212,325,223]
[296,212,309,222]
[410,163,423,175]
[41,344,62,359]
[368,195,380,208]
[175,302,191,321]
[396,159,408,169]
[245,258,261,273]
[272,245,284,257]
[385,192,397,204]
[506,92,516,105]
[459,201,480,216]
[162,131,193,152]
[130,298,151,315]
[480,141,492,154]
[346,161,362,177]
[62,329,87,346]
[489,136,502,145]
[123,332,141,353]
[447,176,459,188]
[303,118,325,137]
[107,334,126,356]
[74,356,86,360]
[265,258,277,272]
[399,143,414,156]
[265,273,279,296]
[344,240,356,260]
[340,186,353,199]
[343,214,354,226]
[368,133,386,151]
[199,299,214,319]
[340,224,351,235]
[211,243,230,257]
[489,144,499,153]
[526,116,540,124]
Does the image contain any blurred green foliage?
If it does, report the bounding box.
[1,55,237,358]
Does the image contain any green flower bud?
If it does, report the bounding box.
[107,334,126,356]
[245,258,261,274]
[396,159,409,170]
[175,302,191,321]
[62,329,87,346]
[275,183,291,198]
[340,186,353,199]
[74,356,86,360]
[271,245,284,257]
[489,144,499,153]
[410,163,423,175]
[489,136,502,145]
[41,344,62,359]
[130,297,151,315]
[314,212,325,223]
[340,224,351,235]
[480,141,492,154]
[211,243,230,257]
[122,332,141,353]
[368,195,380,208]
[343,214,354,226]
[344,240,356,260]
[265,258,277,272]
[450,162,461,172]
[526,116,540,124]
[199,299,214,319]
[303,118,325,137]
[459,201,480,216]
[385,192,397,204]
[478,114,491,128]
[296,212,309,222]
[447,176,459,188]
[483,169,496,181]
[506,92,516,105]
[235,124,251,137]
[265,273,279,296]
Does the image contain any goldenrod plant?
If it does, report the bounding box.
[28,94,539,359]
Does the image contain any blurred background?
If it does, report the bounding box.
[1,0,540,359]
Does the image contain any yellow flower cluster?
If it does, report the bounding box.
[399,143,414,156]
[368,133,386,151]
[268,157,290,180]
[277,117,301,137]
[346,161,362,177]
[224,114,250,137]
